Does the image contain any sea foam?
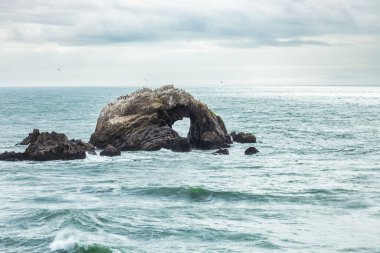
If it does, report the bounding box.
[50,229,112,253]
[50,229,78,251]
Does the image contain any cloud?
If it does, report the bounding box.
[0,0,380,48]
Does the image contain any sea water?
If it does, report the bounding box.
[0,86,379,253]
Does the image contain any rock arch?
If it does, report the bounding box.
[89,85,232,151]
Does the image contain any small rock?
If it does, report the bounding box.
[212,148,229,155]
[230,131,256,143]
[245,147,259,155]
[100,145,121,157]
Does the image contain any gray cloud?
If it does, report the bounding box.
[0,0,380,47]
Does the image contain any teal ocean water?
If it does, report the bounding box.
[0,86,380,253]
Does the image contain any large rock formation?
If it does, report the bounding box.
[90,85,232,151]
[0,129,95,161]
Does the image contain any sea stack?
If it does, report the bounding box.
[90,85,232,151]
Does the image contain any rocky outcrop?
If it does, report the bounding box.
[0,130,96,161]
[245,147,259,155]
[0,151,25,161]
[100,145,121,157]
[90,85,232,151]
[212,148,229,155]
[230,132,256,143]
[18,128,40,145]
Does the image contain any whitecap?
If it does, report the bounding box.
[50,229,78,251]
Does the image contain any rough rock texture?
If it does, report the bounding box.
[230,132,256,143]
[0,151,25,161]
[212,148,229,155]
[0,130,96,161]
[100,145,121,157]
[18,128,40,145]
[245,147,259,155]
[90,85,232,151]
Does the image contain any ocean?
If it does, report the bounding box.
[0,86,379,253]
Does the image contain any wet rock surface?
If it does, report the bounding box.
[90,85,232,151]
[230,132,256,143]
[0,151,25,161]
[0,130,95,161]
[212,148,229,155]
[245,147,259,155]
[100,145,121,157]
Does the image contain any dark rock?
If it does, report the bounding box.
[245,147,259,155]
[140,126,183,151]
[87,149,97,155]
[18,128,40,145]
[172,137,191,152]
[82,142,97,155]
[212,148,229,155]
[1,130,96,161]
[23,132,87,161]
[100,145,121,157]
[221,143,231,148]
[0,151,25,161]
[90,85,232,151]
[230,131,256,143]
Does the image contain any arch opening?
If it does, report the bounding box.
[171,117,191,138]
[165,105,192,138]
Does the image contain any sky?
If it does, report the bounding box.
[0,0,379,87]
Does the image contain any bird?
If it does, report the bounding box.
[57,68,62,72]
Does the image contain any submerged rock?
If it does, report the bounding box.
[245,147,259,155]
[212,148,229,155]
[90,85,232,151]
[230,131,256,143]
[0,129,95,161]
[100,145,121,157]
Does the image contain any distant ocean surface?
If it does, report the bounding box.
[0,86,379,253]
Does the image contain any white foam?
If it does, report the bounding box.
[50,229,78,251]
[49,229,123,252]
[86,151,107,162]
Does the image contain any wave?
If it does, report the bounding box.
[50,229,112,253]
[130,186,270,202]
[132,186,213,202]
[9,209,105,234]
[129,186,367,208]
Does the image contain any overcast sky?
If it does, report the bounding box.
[0,0,379,86]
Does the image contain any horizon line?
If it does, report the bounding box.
[0,84,379,88]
